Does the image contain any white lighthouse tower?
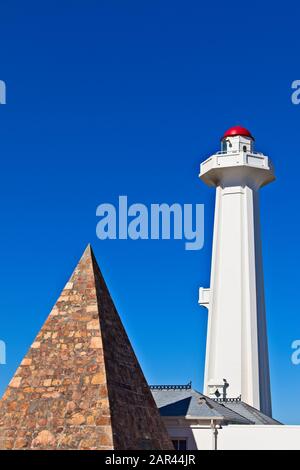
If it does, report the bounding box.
[199,126,275,416]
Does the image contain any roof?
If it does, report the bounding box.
[151,387,252,425]
[151,386,282,426]
[222,126,254,140]
[222,401,282,425]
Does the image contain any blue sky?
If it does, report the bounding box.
[0,0,300,424]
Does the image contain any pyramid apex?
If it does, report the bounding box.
[82,242,93,255]
[76,243,95,268]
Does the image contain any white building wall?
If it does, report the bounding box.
[191,425,300,450]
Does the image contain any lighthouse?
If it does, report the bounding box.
[199,126,275,416]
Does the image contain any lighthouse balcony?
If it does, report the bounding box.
[199,151,275,188]
[200,151,271,172]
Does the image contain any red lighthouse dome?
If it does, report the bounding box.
[222,126,254,141]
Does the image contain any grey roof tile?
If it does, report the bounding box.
[222,401,282,425]
[151,388,252,425]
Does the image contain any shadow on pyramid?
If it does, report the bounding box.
[0,245,173,450]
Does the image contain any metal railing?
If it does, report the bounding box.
[216,150,264,156]
[150,381,192,391]
[213,395,242,403]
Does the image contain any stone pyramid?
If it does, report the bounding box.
[0,245,173,450]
